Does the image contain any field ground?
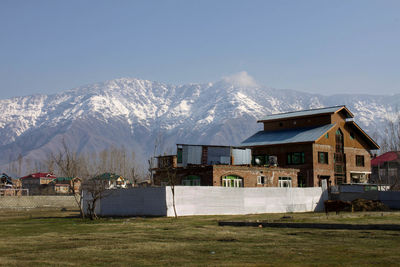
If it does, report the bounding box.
[1,209,400,266]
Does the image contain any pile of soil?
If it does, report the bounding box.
[351,199,390,212]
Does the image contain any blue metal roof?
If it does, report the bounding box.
[241,124,336,147]
[258,106,350,122]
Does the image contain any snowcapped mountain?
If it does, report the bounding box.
[0,73,399,174]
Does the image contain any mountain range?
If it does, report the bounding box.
[1,72,399,175]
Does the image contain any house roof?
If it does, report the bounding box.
[345,121,380,150]
[258,105,353,123]
[241,124,335,147]
[20,172,57,180]
[371,151,400,166]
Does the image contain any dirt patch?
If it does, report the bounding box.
[352,199,389,212]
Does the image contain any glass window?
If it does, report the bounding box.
[222,175,243,187]
[287,152,305,165]
[356,155,365,167]
[279,177,292,187]
[182,175,201,186]
[257,176,266,185]
[318,152,328,164]
[177,148,183,164]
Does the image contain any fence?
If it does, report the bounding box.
[0,196,77,209]
[83,186,328,217]
[0,189,29,196]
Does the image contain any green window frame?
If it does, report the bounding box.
[182,175,201,186]
[356,155,365,167]
[177,148,183,164]
[318,152,328,164]
[287,152,305,165]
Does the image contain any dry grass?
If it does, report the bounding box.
[1,209,400,266]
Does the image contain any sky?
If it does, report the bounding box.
[0,0,399,99]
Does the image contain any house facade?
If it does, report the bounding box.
[153,144,299,188]
[370,151,400,187]
[241,106,379,187]
[20,172,57,195]
[51,177,82,194]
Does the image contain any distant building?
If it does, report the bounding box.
[20,172,57,195]
[94,173,129,189]
[370,151,400,187]
[50,177,82,194]
[153,144,299,188]
[241,106,379,187]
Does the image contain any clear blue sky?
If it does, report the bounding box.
[0,0,399,99]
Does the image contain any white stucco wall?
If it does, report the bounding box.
[84,186,327,217]
[166,186,327,217]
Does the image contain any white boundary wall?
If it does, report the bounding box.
[84,186,327,217]
[166,186,326,216]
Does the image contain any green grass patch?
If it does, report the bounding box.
[0,209,400,266]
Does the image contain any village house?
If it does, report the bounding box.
[50,177,82,194]
[0,173,24,196]
[95,173,129,189]
[20,172,57,195]
[241,105,379,187]
[370,151,400,187]
[153,144,299,188]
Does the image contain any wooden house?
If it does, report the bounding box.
[241,106,379,187]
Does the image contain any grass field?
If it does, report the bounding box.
[1,209,400,266]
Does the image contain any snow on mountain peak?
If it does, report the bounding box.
[0,76,398,173]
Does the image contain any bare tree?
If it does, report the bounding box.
[51,140,86,218]
[82,174,112,220]
[380,111,400,153]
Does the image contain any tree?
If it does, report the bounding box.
[380,112,400,153]
[82,175,112,220]
[51,140,86,218]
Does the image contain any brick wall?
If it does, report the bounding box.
[154,165,299,187]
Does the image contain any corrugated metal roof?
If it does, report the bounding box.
[258,106,349,122]
[371,151,400,166]
[241,124,335,147]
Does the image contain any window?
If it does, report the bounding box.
[356,155,365,167]
[182,175,201,186]
[325,133,329,139]
[257,175,266,185]
[318,152,328,164]
[279,177,292,187]
[222,175,243,187]
[287,152,305,165]
[177,148,183,164]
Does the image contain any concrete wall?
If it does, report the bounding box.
[82,187,167,217]
[0,196,76,209]
[166,186,326,216]
[379,191,400,209]
[87,186,327,217]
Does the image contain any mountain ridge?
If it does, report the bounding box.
[0,76,398,174]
